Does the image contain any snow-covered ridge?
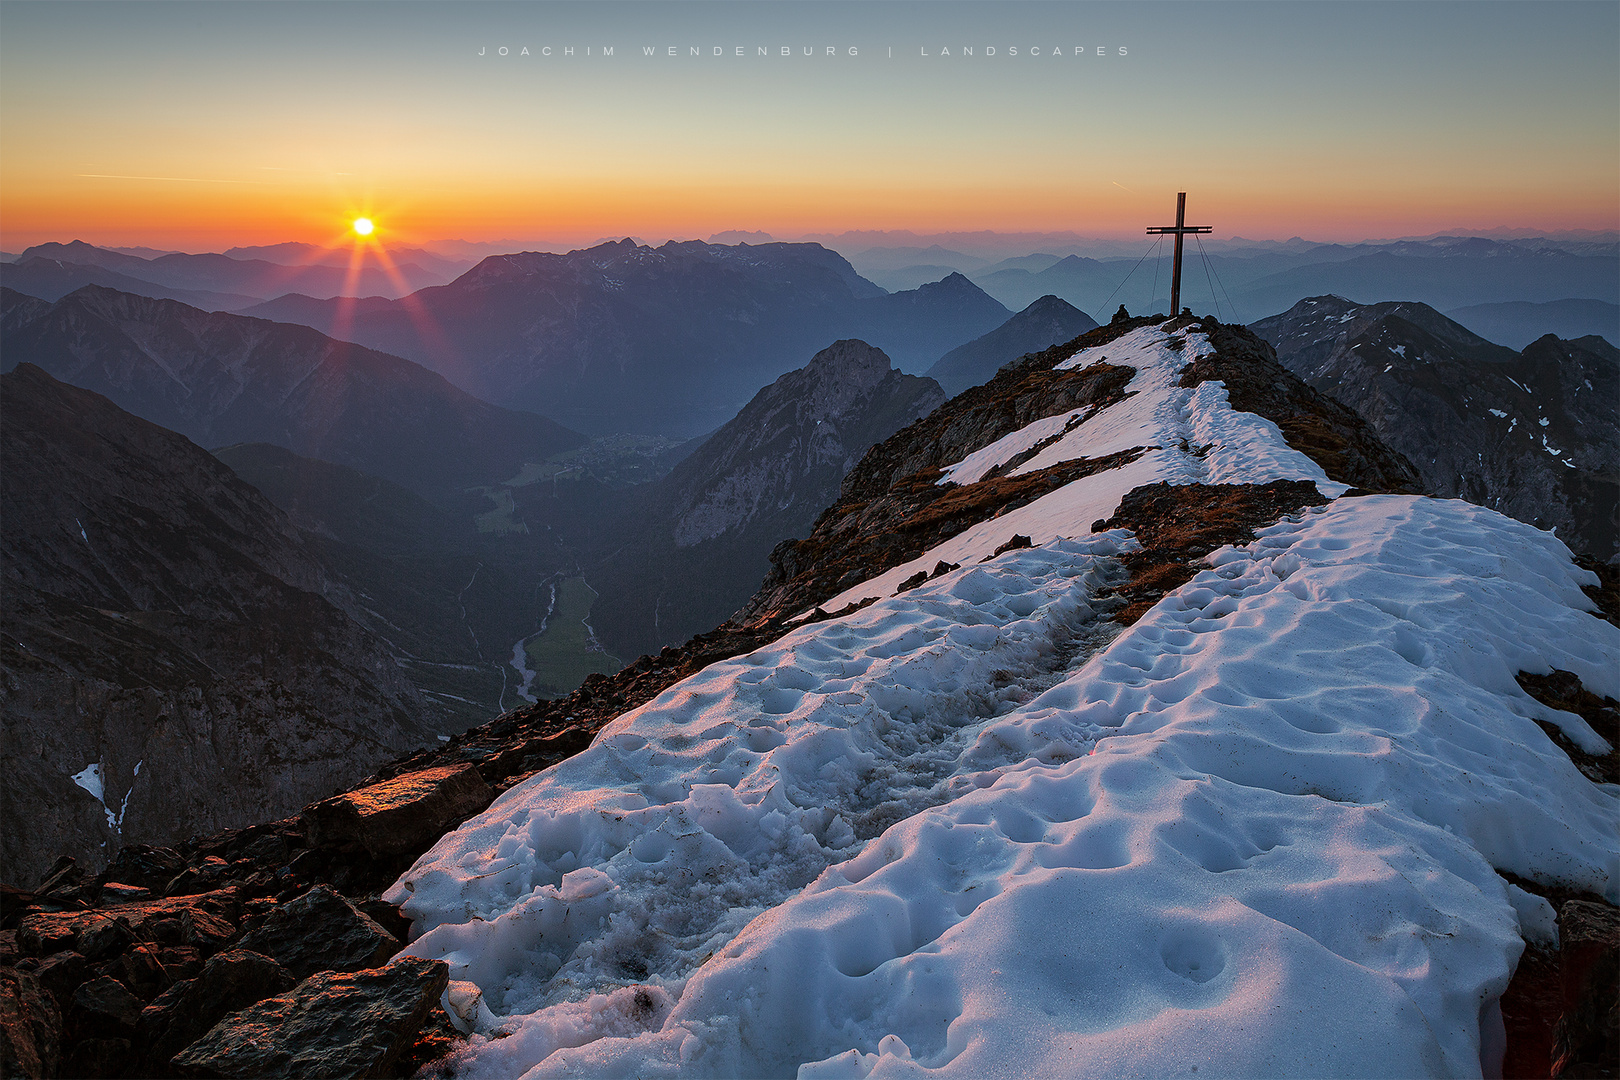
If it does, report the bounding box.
[391,488,1617,1077]
[819,325,1347,612]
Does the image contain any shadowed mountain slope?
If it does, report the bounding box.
[0,285,583,500]
[1,365,433,884]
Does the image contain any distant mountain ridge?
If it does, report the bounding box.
[240,239,1008,436]
[1445,299,1618,350]
[15,239,454,302]
[0,284,584,499]
[926,294,1100,397]
[936,235,1620,327]
[1254,295,1619,561]
[0,256,262,310]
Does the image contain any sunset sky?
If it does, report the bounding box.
[1,0,1615,252]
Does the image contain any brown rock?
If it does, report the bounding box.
[235,886,399,980]
[0,966,62,1079]
[1552,899,1620,1078]
[179,907,235,955]
[34,949,89,1008]
[35,857,85,897]
[171,955,450,1079]
[69,975,142,1040]
[103,845,188,893]
[77,916,134,961]
[155,945,203,983]
[138,948,295,1067]
[17,891,239,960]
[98,883,152,904]
[107,943,170,1000]
[302,764,494,859]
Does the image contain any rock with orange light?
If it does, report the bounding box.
[302,764,494,860]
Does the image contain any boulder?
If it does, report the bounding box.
[0,967,61,1079]
[34,949,89,1007]
[235,886,399,980]
[98,883,152,904]
[1552,899,1620,1077]
[69,975,142,1040]
[77,915,134,961]
[102,846,187,893]
[107,943,170,1000]
[302,764,493,859]
[138,949,295,1066]
[171,955,449,1079]
[34,857,84,896]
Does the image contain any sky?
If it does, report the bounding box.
[1,0,1616,252]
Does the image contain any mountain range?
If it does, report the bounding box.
[1253,295,1619,562]
[0,285,583,500]
[5,240,461,304]
[878,235,1619,332]
[1445,298,1619,351]
[239,240,1010,436]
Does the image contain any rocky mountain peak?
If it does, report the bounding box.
[795,338,895,397]
[665,340,942,549]
[1254,296,1618,561]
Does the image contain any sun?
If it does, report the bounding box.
[352,217,374,236]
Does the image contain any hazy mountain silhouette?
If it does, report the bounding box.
[242,240,1008,437]
[0,285,583,499]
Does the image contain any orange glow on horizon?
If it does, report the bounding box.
[1,173,1615,252]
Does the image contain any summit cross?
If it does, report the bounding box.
[1146,192,1213,316]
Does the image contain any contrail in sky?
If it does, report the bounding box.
[76,173,258,184]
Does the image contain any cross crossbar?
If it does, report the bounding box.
[1146,192,1212,315]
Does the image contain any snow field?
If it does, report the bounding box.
[387,539,1133,1068]
[821,325,1348,613]
[393,494,1617,1079]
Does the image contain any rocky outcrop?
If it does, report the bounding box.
[0,364,433,883]
[587,340,945,659]
[137,950,297,1068]
[303,766,494,860]
[1253,295,1619,561]
[235,887,400,980]
[737,314,1405,625]
[170,956,448,1079]
[1551,900,1620,1077]
[0,967,60,1079]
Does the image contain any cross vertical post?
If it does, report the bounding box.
[1146,192,1212,316]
